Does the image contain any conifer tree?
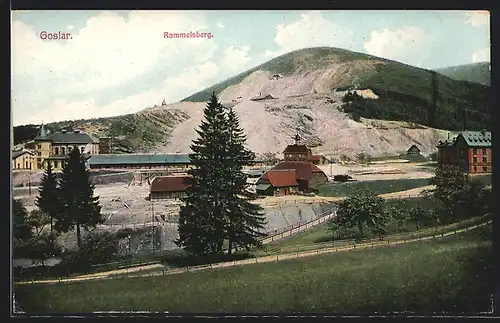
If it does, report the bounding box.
[35,162,59,233]
[56,146,103,248]
[223,107,266,254]
[175,92,230,256]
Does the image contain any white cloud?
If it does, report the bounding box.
[463,11,489,27]
[12,11,216,93]
[11,11,234,125]
[264,11,355,58]
[363,26,428,66]
[472,48,490,63]
[67,24,74,30]
[217,22,224,28]
[12,42,253,125]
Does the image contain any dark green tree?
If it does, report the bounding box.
[428,165,470,219]
[223,107,267,254]
[13,198,32,242]
[409,206,426,230]
[13,198,33,258]
[390,206,409,233]
[56,147,103,248]
[35,162,59,233]
[425,209,440,231]
[176,92,230,256]
[336,190,389,240]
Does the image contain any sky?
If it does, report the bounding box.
[11,10,490,126]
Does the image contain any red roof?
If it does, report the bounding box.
[261,169,298,187]
[270,161,326,180]
[150,176,190,193]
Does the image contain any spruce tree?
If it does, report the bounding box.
[223,107,267,254]
[13,198,33,258]
[56,146,103,248]
[35,162,59,233]
[175,92,230,256]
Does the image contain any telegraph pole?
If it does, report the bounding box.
[151,199,155,254]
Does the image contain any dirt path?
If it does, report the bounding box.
[16,219,490,285]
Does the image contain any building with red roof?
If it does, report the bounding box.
[255,169,299,196]
[257,134,329,196]
[149,175,191,200]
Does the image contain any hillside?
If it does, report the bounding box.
[435,62,491,86]
[183,47,490,132]
[14,47,492,158]
[13,109,189,153]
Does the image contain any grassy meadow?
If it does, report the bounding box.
[15,225,492,314]
[317,178,431,197]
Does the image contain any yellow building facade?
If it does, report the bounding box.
[12,150,36,170]
[34,126,100,171]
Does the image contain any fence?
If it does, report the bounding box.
[260,208,337,244]
[22,219,489,285]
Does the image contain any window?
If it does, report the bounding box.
[37,144,41,149]
[55,147,59,154]
[459,149,465,157]
[37,152,41,156]
[483,165,488,172]
[473,157,478,165]
[54,160,59,168]
[61,147,66,154]
[474,166,477,172]
[81,147,85,153]
[17,163,20,169]
[482,148,487,155]
[473,148,477,155]
[25,161,28,168]
[68,147,72,152]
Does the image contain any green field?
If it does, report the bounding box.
[15,225,492,314]
[318,178,431,197]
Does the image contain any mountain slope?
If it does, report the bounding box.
[435,62,491,86]
[183,47,490,132]
[14,108,189,153]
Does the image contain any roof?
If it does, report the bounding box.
[50,131,100,144]
[459,131,491,147]
[270,161,326,180]
[407,144,420,152]
[12,150,34,159]
[309,155,321,161]
[150,176,191,193]
[256,183,272,191]
[283,144,311,154]
[250,93,274,101]
[88,154,191,165]
[437,131,492,148]
[260,169,298,188]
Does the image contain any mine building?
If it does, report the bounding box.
[149,175,191,200]
[256,134,329,195]
[436,130,492,173]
